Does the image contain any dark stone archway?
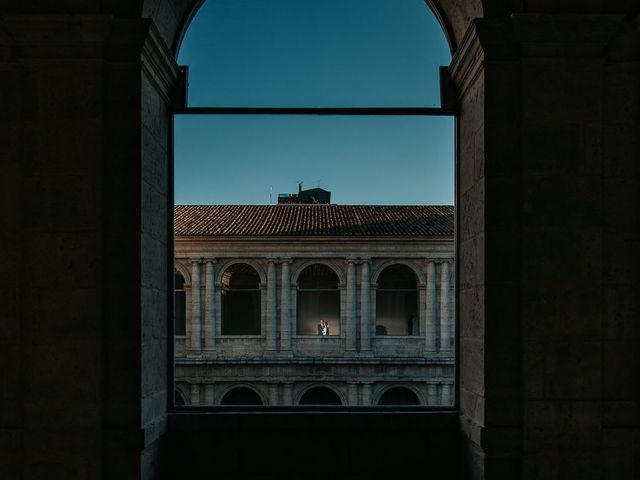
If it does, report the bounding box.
[0,0,638,478]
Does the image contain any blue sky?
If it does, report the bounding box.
[174,0,454,205]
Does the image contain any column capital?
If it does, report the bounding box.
[189,257,205,264]
[345,257,359,265]
[266,257,279,264]
[279,257,293,264]
[359,257,372,265]
[433,258,453,265]
[203,257,217,264]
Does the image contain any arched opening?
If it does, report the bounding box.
[297,264,340,336]
[174,271,187,336]
[377,386,421,405]
[299,386,343,406]
[375,264,419,336]
[175,389,187,406]
[221,263,261,335]
[221,386,264,406]
[172,0,455,413]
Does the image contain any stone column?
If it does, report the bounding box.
[190,384,201,406]
[448,260,455,352]
[266,259,278,352]
[348,382,359,406]
[425,261,437,352]
[427,383,438,406]
[280,258,292,353]
[346,258,358,352]
[189,259,202,353]
[282,383,294,406]
[203,259,216,353]
[268,383,279,406]
[204,384,215,405]
[214,273,223,340]
[441,383,453,407]
[361,383,373,406]
[359,259,372,353]
[417,282,426,337]
[439,260,451,352]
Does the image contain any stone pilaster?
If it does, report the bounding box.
[346,258,358,352]
[190,384,200,406]
[440,383,453,407]
[204,384,214,406]
[439,260,452,352]
[425,261,438,352]
[361,383,373,406]
[189,259,203,353]
[282,383,293,406]
[427,383,439,406]
[279,258,292,353]
[359,258,372,352]
[203,259,216,353]
[347,382,359,406]
[266,258,278,352]
[417,281,426,338]
[268,383,279,406]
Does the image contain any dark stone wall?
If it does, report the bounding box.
[0,13,176,480]
[451,12,640,479]
[0,1,638,479]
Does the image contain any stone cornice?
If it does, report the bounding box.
[449,20,485,102]
[140,19,179,102]
[450,18,516,101]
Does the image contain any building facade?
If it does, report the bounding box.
[174,204,454,406]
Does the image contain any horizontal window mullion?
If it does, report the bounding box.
[173,106,456,116]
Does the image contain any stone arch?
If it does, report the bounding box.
[141,0,485,58]
[292,260,346,286]
[218,262,263,336]
[174,261,191,286]
[218,384,266,406]
[174,386,188,406]
[373,262,421,336]
[371,260,425,285]
[374,384,425,406]
[215,260,266,286]
[294,262,343,336]
[296,384,345,406]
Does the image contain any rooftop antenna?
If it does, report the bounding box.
[269,186,273,205]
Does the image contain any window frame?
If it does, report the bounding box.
[169,35,458,414]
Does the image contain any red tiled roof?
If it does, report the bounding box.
[174,205,453,237]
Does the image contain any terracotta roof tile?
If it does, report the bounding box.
[174,205,454,237]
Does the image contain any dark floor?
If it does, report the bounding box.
[166,410,464,479]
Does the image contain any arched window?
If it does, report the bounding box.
[221,264,261,335]
[299,386,342,406]
[297,264,340,336]
[221,386,264,406]
[174,271,186,336]
[174,389,186,406]
[376,264,418,336]
[377,386,420,406]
